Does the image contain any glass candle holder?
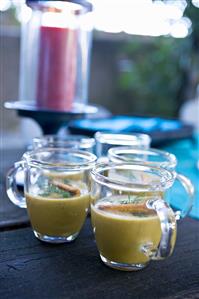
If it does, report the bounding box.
[19,0,93,112]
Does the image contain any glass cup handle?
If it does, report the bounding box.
[6,161,27,208]
[175,173,195,219]
[143,198,177,260]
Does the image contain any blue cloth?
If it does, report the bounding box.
[70,116,182,133]
[161,134,199,220]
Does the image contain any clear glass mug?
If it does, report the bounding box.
[90,162,181,271]
[6,148,97,243]
[33,134,95,152]
[94,132,151,161]
[16,135,96,189]
[108,146,195,218]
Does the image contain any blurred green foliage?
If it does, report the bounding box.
[117,1,199,118]
[117,37,191,117]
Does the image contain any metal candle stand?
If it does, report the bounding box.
[5,101,98,135]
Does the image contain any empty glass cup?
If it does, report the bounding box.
[94,132,151,161]
[33,134,95,152]
[108,146,176,169]
[6,148,97,243]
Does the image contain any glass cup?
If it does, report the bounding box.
[94,132,151,161]
[90,162,185,271]
[33,134,95,152]
[17,135,95,189]
[108,146,195,218]
[6,148,97,243]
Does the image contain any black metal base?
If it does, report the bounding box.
[4,101,98,135]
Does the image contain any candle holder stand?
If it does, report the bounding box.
[4,101,98,135]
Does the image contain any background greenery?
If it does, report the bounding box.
[115,1,199,118]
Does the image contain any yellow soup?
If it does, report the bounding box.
[26,192,90,237]
[91,196,176,265]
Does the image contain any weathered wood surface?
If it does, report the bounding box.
[0,218,199,299]
[0,148,29,229]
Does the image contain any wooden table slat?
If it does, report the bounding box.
[0,218,199,299]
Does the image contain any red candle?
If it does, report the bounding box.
[36,25,77,111]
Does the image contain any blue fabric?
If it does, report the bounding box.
[70,116,182,133]
[161,134,199,220]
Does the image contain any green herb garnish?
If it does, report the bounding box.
[38,184,71,198]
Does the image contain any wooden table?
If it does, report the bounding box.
[1,146,199,299]
[0,148,29,230]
